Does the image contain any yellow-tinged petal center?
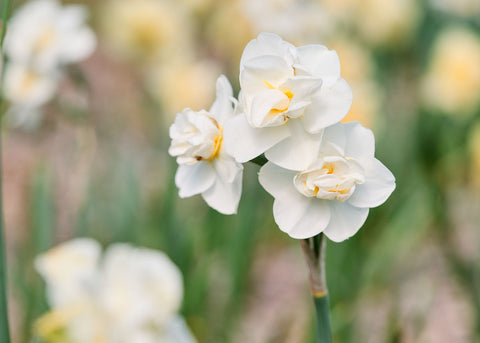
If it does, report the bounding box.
[34,27,56,54]
[264,80,295,115]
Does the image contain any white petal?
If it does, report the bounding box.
[295,45,341,79]
[202,160,243,215]
[343,122,375,168]
[265,119,322,170]
[249,89,289,127]
[60,27,97,63]
[272,196,312,236]
[240,32,295,69]
[175,163,215,198]
[302,78,352,133]
[209,75,234,124]
[223,114,289,163]
[322,201,369,242]
[258,162,298,199]
[348,158,395,208]
[241,55,293,95]
[286,199,331,239]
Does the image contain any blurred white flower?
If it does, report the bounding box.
[3,63,58,128]
[101,244,183,337]
[224,32,352,170]
[35,239,196,343]
[241,0,332,44]
[421,26,480,116]
[169,75,244,215]
[353,0,421,47]
[258,122,395,241]
[4,0,96,72]
[35,238,100,308]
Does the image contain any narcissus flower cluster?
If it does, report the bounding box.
[2,0,96,128]
[169,32,395,241]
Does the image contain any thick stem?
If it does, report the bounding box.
[300,234,331,343]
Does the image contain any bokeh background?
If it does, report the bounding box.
[2,0,480,342]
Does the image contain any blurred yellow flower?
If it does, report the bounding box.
[354,0,421,47]
[422,27,480,116]
[147,59,222,119]
[205,0,254,65]
[100,0,191,64]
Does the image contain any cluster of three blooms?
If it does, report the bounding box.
[169,32,395,242]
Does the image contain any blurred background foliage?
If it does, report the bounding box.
[2,0,480,342]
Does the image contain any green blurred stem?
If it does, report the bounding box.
[0,0,12,342]
[301,234,332,343]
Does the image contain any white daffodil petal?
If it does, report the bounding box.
[343,122,375,168]
[223,114,290,163]
[348,158,396,208]
[302,78,353,133]
[209,75,234,124]
[286,199,331,239]
[323,201,369,242]
[273,195,312,235]
[202,168,242,215]
[258,162,298,199]
[60,27,96,63]
[296,45,341,79]
[265,119,323,170]
[240,32,295,68]
[249,89,290,127]
[241,55,293,95]
[175,163,215,198]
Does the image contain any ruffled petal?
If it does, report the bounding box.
[175,163,215,198]
[209,75,234,124]
[322,201,369,242]
[295,45,341,79]
[302,78,353,133]
[240,55,293,96]
[265,119,322,170]
[240,32,296,69]
[348,158,395,208]
[223,114,290,163]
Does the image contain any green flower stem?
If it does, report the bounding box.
[300,234,332,343]
[0,0,12,342]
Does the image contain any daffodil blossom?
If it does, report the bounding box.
[35,239,196,343]
[259,122,395,241]
[4,0,96,72]
[224,32,353,170]
[169,75,243,215]
[3,63,59,128]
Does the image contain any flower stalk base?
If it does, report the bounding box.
[300,234,332,343]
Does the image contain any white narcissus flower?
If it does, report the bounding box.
[169,75,244,215]
[35,239,197,343]
[224,32,353,170]
[101,244,184,338]
[34,238,101,308]
[4,0,96,71]
[258,122,395,241]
